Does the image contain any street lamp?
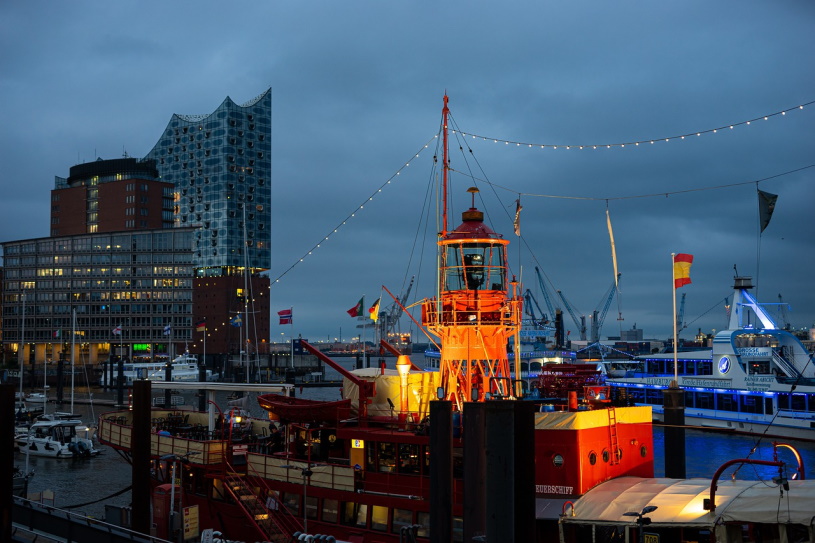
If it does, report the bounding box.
[206,399,223,440]
[623,505,657,543]
[281,464,314,532]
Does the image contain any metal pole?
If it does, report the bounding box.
[169,460,176,541]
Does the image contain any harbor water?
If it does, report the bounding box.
[15,378,815,523]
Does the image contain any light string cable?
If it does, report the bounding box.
[445,112,577,298]
[456,100,815,150]
[476,163,815,202]
[269,135,438,287]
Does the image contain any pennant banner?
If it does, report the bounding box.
[758,190,778,233]
[606,209,619,288]
[112,325,123,336]
[673,253,694,289]
[163,324,172,336]
[513,198,522,237]
[230,315,243,327]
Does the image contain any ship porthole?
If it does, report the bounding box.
[602,449,610,463]
[552,454,564,468]
[640,445,648,457]
[588,451,597,465]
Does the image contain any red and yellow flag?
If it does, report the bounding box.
[673,253,693,289]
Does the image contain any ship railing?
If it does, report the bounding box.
[776,409,815,421]
[98,412,227,465]
[247,454,356,492]
[771,350,801,380]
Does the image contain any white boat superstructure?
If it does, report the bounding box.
[99,353,219,386]
[606,276,815,441]
[14,419,99,458]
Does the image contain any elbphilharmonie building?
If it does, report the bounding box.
[144,89,272,275]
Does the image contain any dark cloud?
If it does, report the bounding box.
[1,1,814,344]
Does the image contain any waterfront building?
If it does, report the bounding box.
[51,157,174,236]
[2,228,196,369]
[1,90,273,375]
[143,88,272,275]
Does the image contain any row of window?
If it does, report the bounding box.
[3,232,195,255]
[625,387,815,415]
[5,253,188,266]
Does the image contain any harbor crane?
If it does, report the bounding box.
[533,266,559,322]
[557,289,587,341]
[676,292,686,331]
[378,276,414,339]
[590,275,622,343]
[777,294,790,330]
[523,289,547,325]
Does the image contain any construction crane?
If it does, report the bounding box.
[590,275,621,343]
[557,289,586,341]
[676,292,686,332]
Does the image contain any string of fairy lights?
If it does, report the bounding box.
[454,100,814,150]
[269,99,814,287]
[268,135,439,287]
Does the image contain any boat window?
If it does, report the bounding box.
[340,502,367,528]
[398,444,421,474]
[602,449,610,463]
[640,445,648,458]
[416,512,430,537]
[588,451,597,465]
[321,499,338,523]
[377,442,396,473]
[791,394,807,412]
[453,516,464,542]
[392,508,413,534]
[282,492,299,515]
[305,496,318,521]
[371,505,388,531]
[716,394,738,412]
[778,393,790,410]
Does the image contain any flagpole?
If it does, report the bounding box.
[671,253,679,385]
[289,307,293,370]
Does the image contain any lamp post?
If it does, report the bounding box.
[281,463,314,532]
[623,505,657,543]
[206,399,223,440]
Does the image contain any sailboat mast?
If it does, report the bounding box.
[19,293,25,400]
[243,203,250,384]
[71,308,76,413]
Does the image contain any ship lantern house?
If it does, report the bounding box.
[423,186,523,409]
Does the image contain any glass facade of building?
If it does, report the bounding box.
[2,229,196,364]
[144,89,272,275]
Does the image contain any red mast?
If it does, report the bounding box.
[442,93,451,237]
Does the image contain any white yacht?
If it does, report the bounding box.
[606,276,815,441]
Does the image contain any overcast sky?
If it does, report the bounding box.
[1,2,813,347]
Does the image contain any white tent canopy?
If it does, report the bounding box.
[561,476,815,528]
